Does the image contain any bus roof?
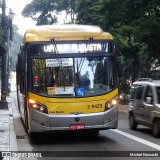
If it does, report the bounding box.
[23,24,113,42]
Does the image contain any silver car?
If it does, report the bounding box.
[128,78,160,138]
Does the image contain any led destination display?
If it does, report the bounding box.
[34,42,110,54]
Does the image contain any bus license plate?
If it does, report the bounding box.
[70,124,85,130]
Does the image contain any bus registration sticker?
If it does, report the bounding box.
[55,87,74,95]
[47,87,55,95]
[70,124,85,130]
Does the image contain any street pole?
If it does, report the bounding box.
[1,29,10,107]
[6,25,10,96]
[0,0,8,109]
[1,0,6,30]
[0,1,14,109]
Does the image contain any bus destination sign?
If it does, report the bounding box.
[41,43,109,53]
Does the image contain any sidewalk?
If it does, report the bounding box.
[0,95,18,160]
[118,104,129,115]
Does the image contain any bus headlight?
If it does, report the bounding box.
[28,99,48,114]
[105,98,118,111]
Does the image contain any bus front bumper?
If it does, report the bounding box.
[29,107,118,132]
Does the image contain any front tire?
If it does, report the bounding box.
[152,120,160,138]
[129,113,137,130]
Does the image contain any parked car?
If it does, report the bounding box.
[128,78,160,138]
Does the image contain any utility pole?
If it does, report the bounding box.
[2,0,6,30]
[0,0,8,109]
[0,0,14,109]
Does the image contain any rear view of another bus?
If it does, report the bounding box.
[16,24,119,135]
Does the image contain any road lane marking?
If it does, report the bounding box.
[111,129,160,150]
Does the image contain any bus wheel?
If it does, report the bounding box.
[24,110,36,137]
[24,110,28,129]
[129,114,137,130]
[27,124,37,137]
[152,120,160,138]
[24,109,32,136]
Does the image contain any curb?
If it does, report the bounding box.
[9,109,18,151]
[7,100,19,160]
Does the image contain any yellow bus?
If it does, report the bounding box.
[16,24,119,135]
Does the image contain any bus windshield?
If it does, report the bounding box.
[31,56,116,97]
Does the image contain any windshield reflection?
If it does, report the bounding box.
[31,57,116,97]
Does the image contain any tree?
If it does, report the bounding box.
[10,25,23,72]
[76,0,106,28]
[76,0,160,81]
[56,0,78,23]
[113,0,160,81]
[22,0,78,25]
[22,0,57,25]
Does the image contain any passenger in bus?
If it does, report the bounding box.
[79,71,91,88]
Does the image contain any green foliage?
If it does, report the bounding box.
[22,0,58,25]
[10,25,23,72]
[22,0,78,25]
[120,97,129,105]
[77,0,160,93]
[119,80,131,104]
[76,0,106,28]
[56,0,78,23]
[119,79,131,95]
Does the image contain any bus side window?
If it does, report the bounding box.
[17,52,26,94]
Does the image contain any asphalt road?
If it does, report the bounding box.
[10,92,160,160]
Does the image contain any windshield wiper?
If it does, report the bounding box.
[50,38,66,90]
[76,37,94,86]
[50,38,62,67]
[78,37,94,72]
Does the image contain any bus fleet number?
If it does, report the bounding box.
[87,104,102,109]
